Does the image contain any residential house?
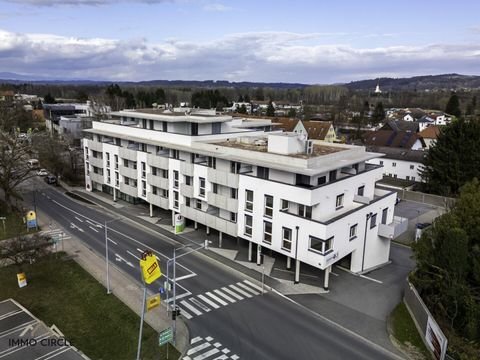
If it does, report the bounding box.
[363,130,426,150]
[293,120,337,143]
[419,125,440,149]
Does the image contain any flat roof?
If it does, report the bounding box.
[111,109,232,124]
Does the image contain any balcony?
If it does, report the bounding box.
[89,172,104,184]
[180,162,194,176]
[378,216,408,239]
[147,174,169,189]
[89,156,103,168]
[180,183,194,197]
[120,182,138,197]
[180,205,237,237]
[147,153,169,169]
[88,140,103,152]
[207,168,239,188]
[147,193,169,209]
[119,147,137,161]
[207,192,238,212]
[119,166,138,179]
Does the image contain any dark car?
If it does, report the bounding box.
[44,175,57,185]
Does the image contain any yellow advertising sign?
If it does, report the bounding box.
[146,294,161,311]
[26,211,36,221]
[17,273,27,288]
[139,252,162,284]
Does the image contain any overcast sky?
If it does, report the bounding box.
[1,0,479,83]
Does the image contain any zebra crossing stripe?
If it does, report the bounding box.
[180,300,203,316]
[180,308,192,319]
[213,289,236,303]
[205,292,228,306]
[186,342,210,356]
[243,280,264,293]
[228,284,252,298]
[193,348,220,360]
[197,295,220,309]
[236,282,260,295]
[221,287,244,300]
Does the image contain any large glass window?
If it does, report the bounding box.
[370,213,377,229]
[349,224,358,240]
[245,190,253,212]
[309,236,334,255]
[298,204,312,219]
[264,195,273,218]
[263,221,272,244]
[173,170,179,189]
[199,177,206,197]
[336,194,344,209]
[244,215,253,237]
[282,227,292,251]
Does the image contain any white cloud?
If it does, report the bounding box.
[0,28,479,83]
[203,3,232,12]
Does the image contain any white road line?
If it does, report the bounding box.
[108,238,118,245]
[179,308,192,319]
[187,342,210,355]
[330,271,339,277]
[180,300,202,316]
[205,292,228,306]
[86,220,98,227]
[165,292,192,303]
[38,347,69,360]
[197,294,220,309]
[359,274,383,284]
[191,337,202,344]
[221,287,244,300]
[88,225,99,233]
[194,348,220,360]
[74,216,84,222]
[176,273,197,281]
[229,284,252,298]
[213,289,236,303]
[189,298,211,312]
[236,282,259,295]
[212,355,228,360]
[243,280,264,292]
[126,250,141,261]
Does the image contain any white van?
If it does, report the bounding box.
[27,159,40,169]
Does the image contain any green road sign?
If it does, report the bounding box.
[158,327,173,346]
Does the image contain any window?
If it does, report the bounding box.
[317,176,326,185]
[245,190,253,212]
[85,147,89,160]
[191,123,198,136]
[185,197,191,207]
[123,159,128,167]
[382,208,388,225]
[264,195,273,218]
[281,199,289,211]
[243,214,253,237]
[349,224,357,240]
[185,176,192,186]
[142,180,146,197]
[124,177,130,185]
[171,149,179,159]
[230,212,237,222]
[282,227,292,251]
[379,160,383,165]
[412,176,415,181]
[133,162,137,170]
[298,205,312,219]
[141,162,146,179]
[152,186,158,195]
[207,157,216,169]
[173,191,179,209]
[173,170,179,188]
[336,194,344,209]
[162,189,168,198]
[199,177,206,197]
[263,221,272,244]
[410,165,415,170]
[212,122,221,134]
[162,121,168,132]
[230,161,240,174]
[309,236,333,255]
[406,176,410,181]
[115,172,119,186]
[370,213,377,229]
[357,186,365,196]
[329,170,337,181]
[196,199,202,210]
[162,169,168,179]
[212,183,218,194]
[151,166,157,176]
[392,162,397,167]
[257,166,269,180]
[106,153,110,168]
[114,155,118,170]
[107,169,111,184]
[230,188,238,199]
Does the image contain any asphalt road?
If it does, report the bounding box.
[26,181,402,360]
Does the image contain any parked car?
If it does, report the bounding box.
[27,159,40,169]
[44,175,57,185]
[36,169,48,176]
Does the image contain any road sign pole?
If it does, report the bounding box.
[172,248,177,346]
[166,260,170,315]
[105,220,111,294]
[136,283,147,360]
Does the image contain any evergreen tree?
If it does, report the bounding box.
[43,93,55,104]
[420,119,480,195]
[266,101,275,117]
[237,104,247,114]
[445,93,461,118]
[371,102,385,123]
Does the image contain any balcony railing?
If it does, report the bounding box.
[89,172,104,184]
[147,193,169,209]
[207,192,238,212]
[89,156,103,168]
[378,216,408,239]
[119,166,138,179]
[180,183,194,197]
[180,162,194,176]
[119,182,138,197]
[88,140,103,152]
[119,147,137,161]
[146,153,169,169]
[207,168,239,188]
[180,205,237,236]
[147,174,169,189]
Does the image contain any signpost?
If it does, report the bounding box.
[17,273,27,288]
[174,214,185,234]
[146,294,161,311]
[159,327,173,359]
[26,211,37,230]
[0,216,6,235]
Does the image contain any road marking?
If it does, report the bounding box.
[213,289,236,303]
[69,222,84,232]
[86,220,98,227]
[115,253,134,268]
[88,225,99,233]
[193,348,219,360]
[236,282,260,295]
[243,280,264,292]
[180,300,202,316]
[126,250,141,261]
[189,298,211,312]
[74,216,84,222]
[228,284,252,298]
[221,287,244,300]
[197,294,220,309]
[359,274,383,284]
[108,238,118,245]
[179,308,192,320]
[205,292,228,306]
[186,342,210,355]
[175,273,197,281]
[191,337,202,344]
[166,292,191,303]
[330,271,339,276]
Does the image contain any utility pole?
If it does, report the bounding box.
[104,217,122,294]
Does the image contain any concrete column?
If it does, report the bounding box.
[294,259,300,284]
[257,245,262,265]
[286,256,291,270]
[171,211,175,228]
[248,241,253,262]
[194,221,198,230]
[113,189,117,202]
[219,232,223,248]
[206,226,210,235]
[323,266,331,291]
[149,204,153,217]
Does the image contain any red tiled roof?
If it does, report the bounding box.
[419,125,440,139]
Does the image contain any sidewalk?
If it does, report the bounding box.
[24,192,190,357]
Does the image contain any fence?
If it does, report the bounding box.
[377,185,455,208]
[404,280,450,360]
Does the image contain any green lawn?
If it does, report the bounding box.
[0,200,37,240]
[0,254,179,360]
[390,302,430,358]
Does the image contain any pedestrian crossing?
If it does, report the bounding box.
[169,280,265,320]
[183,336,239,360]
[39,228,71,241]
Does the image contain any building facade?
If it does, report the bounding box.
[83,108,405,286]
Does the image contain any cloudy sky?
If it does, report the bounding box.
[0,0,479,83]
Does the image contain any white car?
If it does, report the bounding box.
[36,169,48,176]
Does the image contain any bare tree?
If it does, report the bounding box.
[0,233,52,268]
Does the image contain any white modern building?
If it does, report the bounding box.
[83,108,406,287]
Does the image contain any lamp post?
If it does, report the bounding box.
[294,225,299,284]
[361,212,373,272]
[104,217,123,294]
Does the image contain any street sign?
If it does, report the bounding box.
[26,211,37,229]
[139,251,162,284]
[17,273,27,288]
[158,327,173,346]
[146,294,161,311]
[163,280,172,292]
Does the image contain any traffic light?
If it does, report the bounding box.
[171,306,181,320]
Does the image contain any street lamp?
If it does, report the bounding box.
[104,217,123,294]
[361,212,374,272]
[294,225,299,284]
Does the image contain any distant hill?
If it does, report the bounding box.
[344,74,480,91]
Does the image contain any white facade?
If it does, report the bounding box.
[367,156,423,182]
[83,108,405,284]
